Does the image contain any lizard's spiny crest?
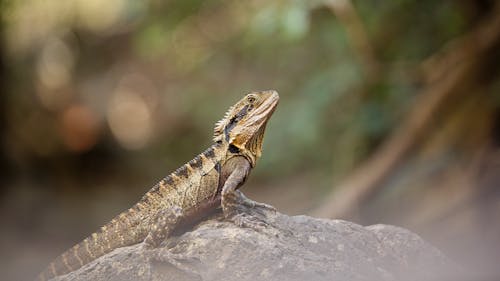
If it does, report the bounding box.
[213,105,234,140]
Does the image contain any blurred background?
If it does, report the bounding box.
[1,0,500,280]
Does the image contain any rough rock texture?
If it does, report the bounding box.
[52,208,454,281]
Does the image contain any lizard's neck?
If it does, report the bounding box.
[216,140,256,168]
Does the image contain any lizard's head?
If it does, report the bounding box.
[214,90,279,166]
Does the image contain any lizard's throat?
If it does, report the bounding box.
[246,124,267,162]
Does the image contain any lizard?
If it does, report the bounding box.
[36,90,279,281]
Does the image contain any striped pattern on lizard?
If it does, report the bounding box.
[36,90,279,281]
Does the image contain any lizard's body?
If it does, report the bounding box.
[37,90,279,281]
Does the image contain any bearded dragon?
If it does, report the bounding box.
[36,90,279,281]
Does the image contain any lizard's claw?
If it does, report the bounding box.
[222,191,271,231]
[246,200,276,212]
[235,190,276,214]
[229,212,269,230]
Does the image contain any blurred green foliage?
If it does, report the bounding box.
[1,0,471,190]
[2,2,492,280]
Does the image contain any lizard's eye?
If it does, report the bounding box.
[247,95,256,104]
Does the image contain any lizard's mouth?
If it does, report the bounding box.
[248,90,279,127]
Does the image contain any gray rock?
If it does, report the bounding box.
[53,208,453,281]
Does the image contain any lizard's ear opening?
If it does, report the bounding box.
[228,144,240,153]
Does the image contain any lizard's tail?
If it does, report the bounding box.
[35,235,97,281]
[35,207,146,281]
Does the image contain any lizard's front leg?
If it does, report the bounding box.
[221,158,273,228]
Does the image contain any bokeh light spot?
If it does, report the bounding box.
[60,104,100,152]
[107,88,153,150]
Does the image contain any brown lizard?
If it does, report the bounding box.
[36,90,279,281]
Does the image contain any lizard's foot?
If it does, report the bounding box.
[143,206,184,249]
[237,190,276,213]
[222,190,272,231]
[230,212,268,229]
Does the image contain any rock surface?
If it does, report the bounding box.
[53,208,453,281]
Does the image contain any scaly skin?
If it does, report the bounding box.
[36,90,279,281]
